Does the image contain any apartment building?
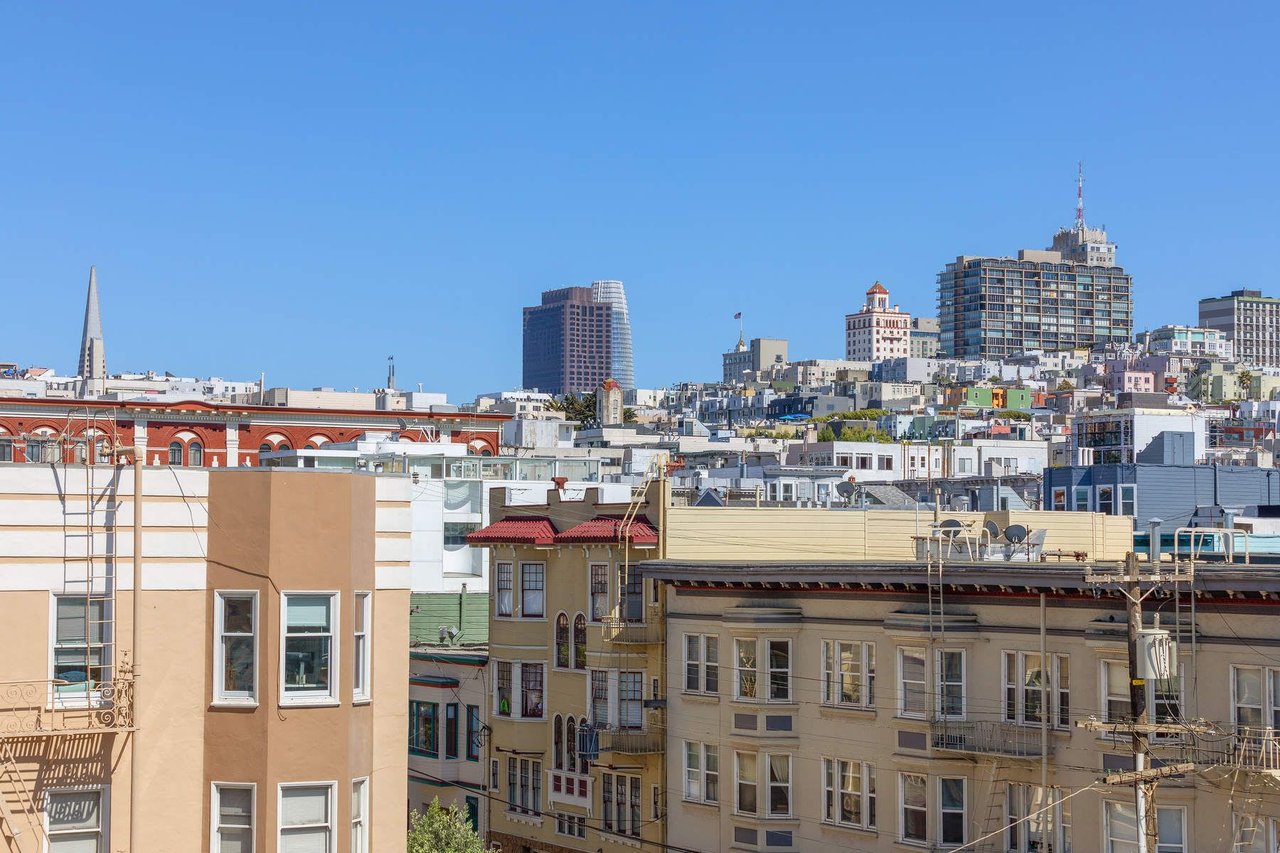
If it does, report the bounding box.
[644,502,1280,852]
[845,282,910,362]
[521,287,616,396]
[1199,288,1280,368]
[0,458,409,852]
[468,485,666,853]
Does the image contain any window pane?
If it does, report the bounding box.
[279,830,329,853]
[48,791,101,830]
[286,596,330,631]
[218,828,252,853]
[223,597,253,633]
[281,787,328,825]
[224,637,255,694]
[284,637,330,691]
[218,788,252,826]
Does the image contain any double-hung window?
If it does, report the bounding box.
[410,701,438,757]
[735,752,758,815]
[618,672,643,729]
[1003,652,1069,728]
[936,649,965,719]
[281,594,336,704]
[601,773,640,837]
[445,704,459,759]
[684,634,719,694]
[822,640,875,708]
[1006,784,1071,853]
[47,789,105,852]
[520,663,544,718]
[1232,665,1280,732]
[53,595,109,692]
[520,563,545,617]
[573,614,587,670]
[900,772,926,844]
[465,705,481,761]
[821,759,875,830]
[1104,801,1185,853]
[1103,660,1182,739]
[215,592,257,704]
[513,759,541,816]
[897,648,927,718]
[352,592,370,702]
[767,639,791,702]
[939,777,966,846]
[735,638,758,700]
[279,784,334,852]
[683,742,719,804]
[495,662,512,717]
[555,614,570,668]
[496,563,513,617]
[351,779,368,853]
[590,670,609,727]
[767,754,791,817]
[212,784,254,853]
[589,564,609,621]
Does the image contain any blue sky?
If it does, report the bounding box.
[2,2,1277,399]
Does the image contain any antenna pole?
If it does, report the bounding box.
[1076,161,1085,232]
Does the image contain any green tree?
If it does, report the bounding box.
[996,409,1032,421]
[817,425,836,442]
[407,798,485,853]
[838,426,895,443]
[548,392,598,423]
[1238,370,1255,400]
[623,407,637,424]
[1056,379,1075,391]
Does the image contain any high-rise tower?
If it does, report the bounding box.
[77,266,106,397]
[590,280,635,391]
[521,281,635,395]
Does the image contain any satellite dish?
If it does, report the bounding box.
[1004,524,1029,544]
[984,520,1002,541]
[836,481,857,500]
[938,518,964,539]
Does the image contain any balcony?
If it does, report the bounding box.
[0,679,135,736]
[600,617,663,646]
[599,727,664,755]
[930,720,1050,758]
[1196,727,1280,775]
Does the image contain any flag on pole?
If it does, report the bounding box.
[733,312,742,320]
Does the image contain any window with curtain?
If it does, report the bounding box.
[495,563,513,617]
[521,663,544,718]
[282,594,334,702]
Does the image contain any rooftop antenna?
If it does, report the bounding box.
[387,355,395,390]
[1076,160,1086,233]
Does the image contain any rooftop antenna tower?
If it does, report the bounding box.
[386,355,395,390]
[1076,161,1086,233]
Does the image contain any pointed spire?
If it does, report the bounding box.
[1076,161,1085,232]
[78,266,106,395]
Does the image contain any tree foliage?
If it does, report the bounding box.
[996,409,1032,421]
[817,425,836,442]
[837,426,895,443]
[407,798,485,853]
[623,407,638,424]
[1056,379,1075,391]
[548,392,597,424]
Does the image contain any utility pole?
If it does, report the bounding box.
[1078,535,1202,853]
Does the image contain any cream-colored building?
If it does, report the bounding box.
[0,460,410,852]
[470,486,665,853]
[647,501,1280,852]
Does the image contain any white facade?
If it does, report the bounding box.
[1142,325,1234,359]
[845,282,911,362]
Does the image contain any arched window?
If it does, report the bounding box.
[565,717,577,774]
[553,714,563,769]
[259,444,271,454]
[168,442,183,466]
[578,717,589,773]
[555,613,570,668]
[277,444,291,452]
[573,613,587,670]
[189,442,204,467]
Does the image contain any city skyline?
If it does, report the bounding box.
[2,3,1277,400]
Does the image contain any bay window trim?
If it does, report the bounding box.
[279,591,339,707]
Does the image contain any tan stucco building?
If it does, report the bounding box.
[0,462,410,852]
[469,485,666,853]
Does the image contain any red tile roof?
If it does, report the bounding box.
[466,517,558,545]
[555,515,658,545]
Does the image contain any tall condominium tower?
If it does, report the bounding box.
[937,170,1133,358]
[590,279,635,390]
[1199,289,1280,367]
[522,281,635,395]
[522,287,614,395]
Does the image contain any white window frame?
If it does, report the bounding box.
[50,594,110,708]
[766,638,792,703]
[1003,651,1069,729]
[683,742,719,804]
[1006,783,1071,853]
[1232,664,1280,732]
[352,592,371,703]
[1101,659,1183,738]
[45,785,108,853]
[279,592,339,707]
[734,638,758,701]
[214,591,259,706]
[938,776,966,847]
[683,633,719,695]
[210,782,255,853]
[899,772,927,846]
[277,782,335,853]
[1103,801,1185,853]
[897,647,927,719]
[1119,483,1137,517]
[822,640,876,708]
[936,649,965,720]
[734,751,758,817]
[351,777,368,853]
[821,758,875,830]
[588,563,609,622]
[766,753,791,818]
[495,562,513,618]
[519,562,545,619]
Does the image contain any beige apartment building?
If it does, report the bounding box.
[647,502,1280,852]
[0,460,410,852]
[469,485,665,853]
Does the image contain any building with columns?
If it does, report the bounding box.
[845,283,911,362]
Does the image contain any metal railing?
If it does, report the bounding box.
[1195,727,1280,774]
[599,727,664,754]
[600,617,663,645]
[0,679,135,736]
[930,719,1050,758]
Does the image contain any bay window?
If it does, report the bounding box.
[898,648,926,718]
[822,639,875,708]
[281,593,336,704]
[496,563,513,617]
[589,564,609,621]
[821,758,875,830]
[1232,665,1280,731]
[939,777,966,846]
[684,633,719,694]
[278,784,334,852]
[900,772,926,844]
[735,638,757,700]
[735,752,757,815]
[520,563,545,617]
[1003,651,1069,728]
[683,742,718,803]
[215,592,257,704]
[767,639,791,702]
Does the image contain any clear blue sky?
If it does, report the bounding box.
[2,2,1277,400]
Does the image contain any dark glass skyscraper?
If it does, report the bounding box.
[522,287,614,395]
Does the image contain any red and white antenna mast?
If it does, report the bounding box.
[1076,161,1085,232]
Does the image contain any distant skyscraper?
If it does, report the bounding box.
[937,171,1133,358]
[590,280,635,390]
[522,287,614,395]
[1199,289,1280,367]
[77,265,106,397]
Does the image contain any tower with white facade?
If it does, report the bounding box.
[845,282,911,362]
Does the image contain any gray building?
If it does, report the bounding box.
[908,316,940,359]
[1199,288,1280,367]
[937,225,1133,359]
[721,336,788,384]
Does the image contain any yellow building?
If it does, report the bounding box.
[0,461,410,853]
[470,485,665,853]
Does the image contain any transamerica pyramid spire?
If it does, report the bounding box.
[77,265,106,396]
